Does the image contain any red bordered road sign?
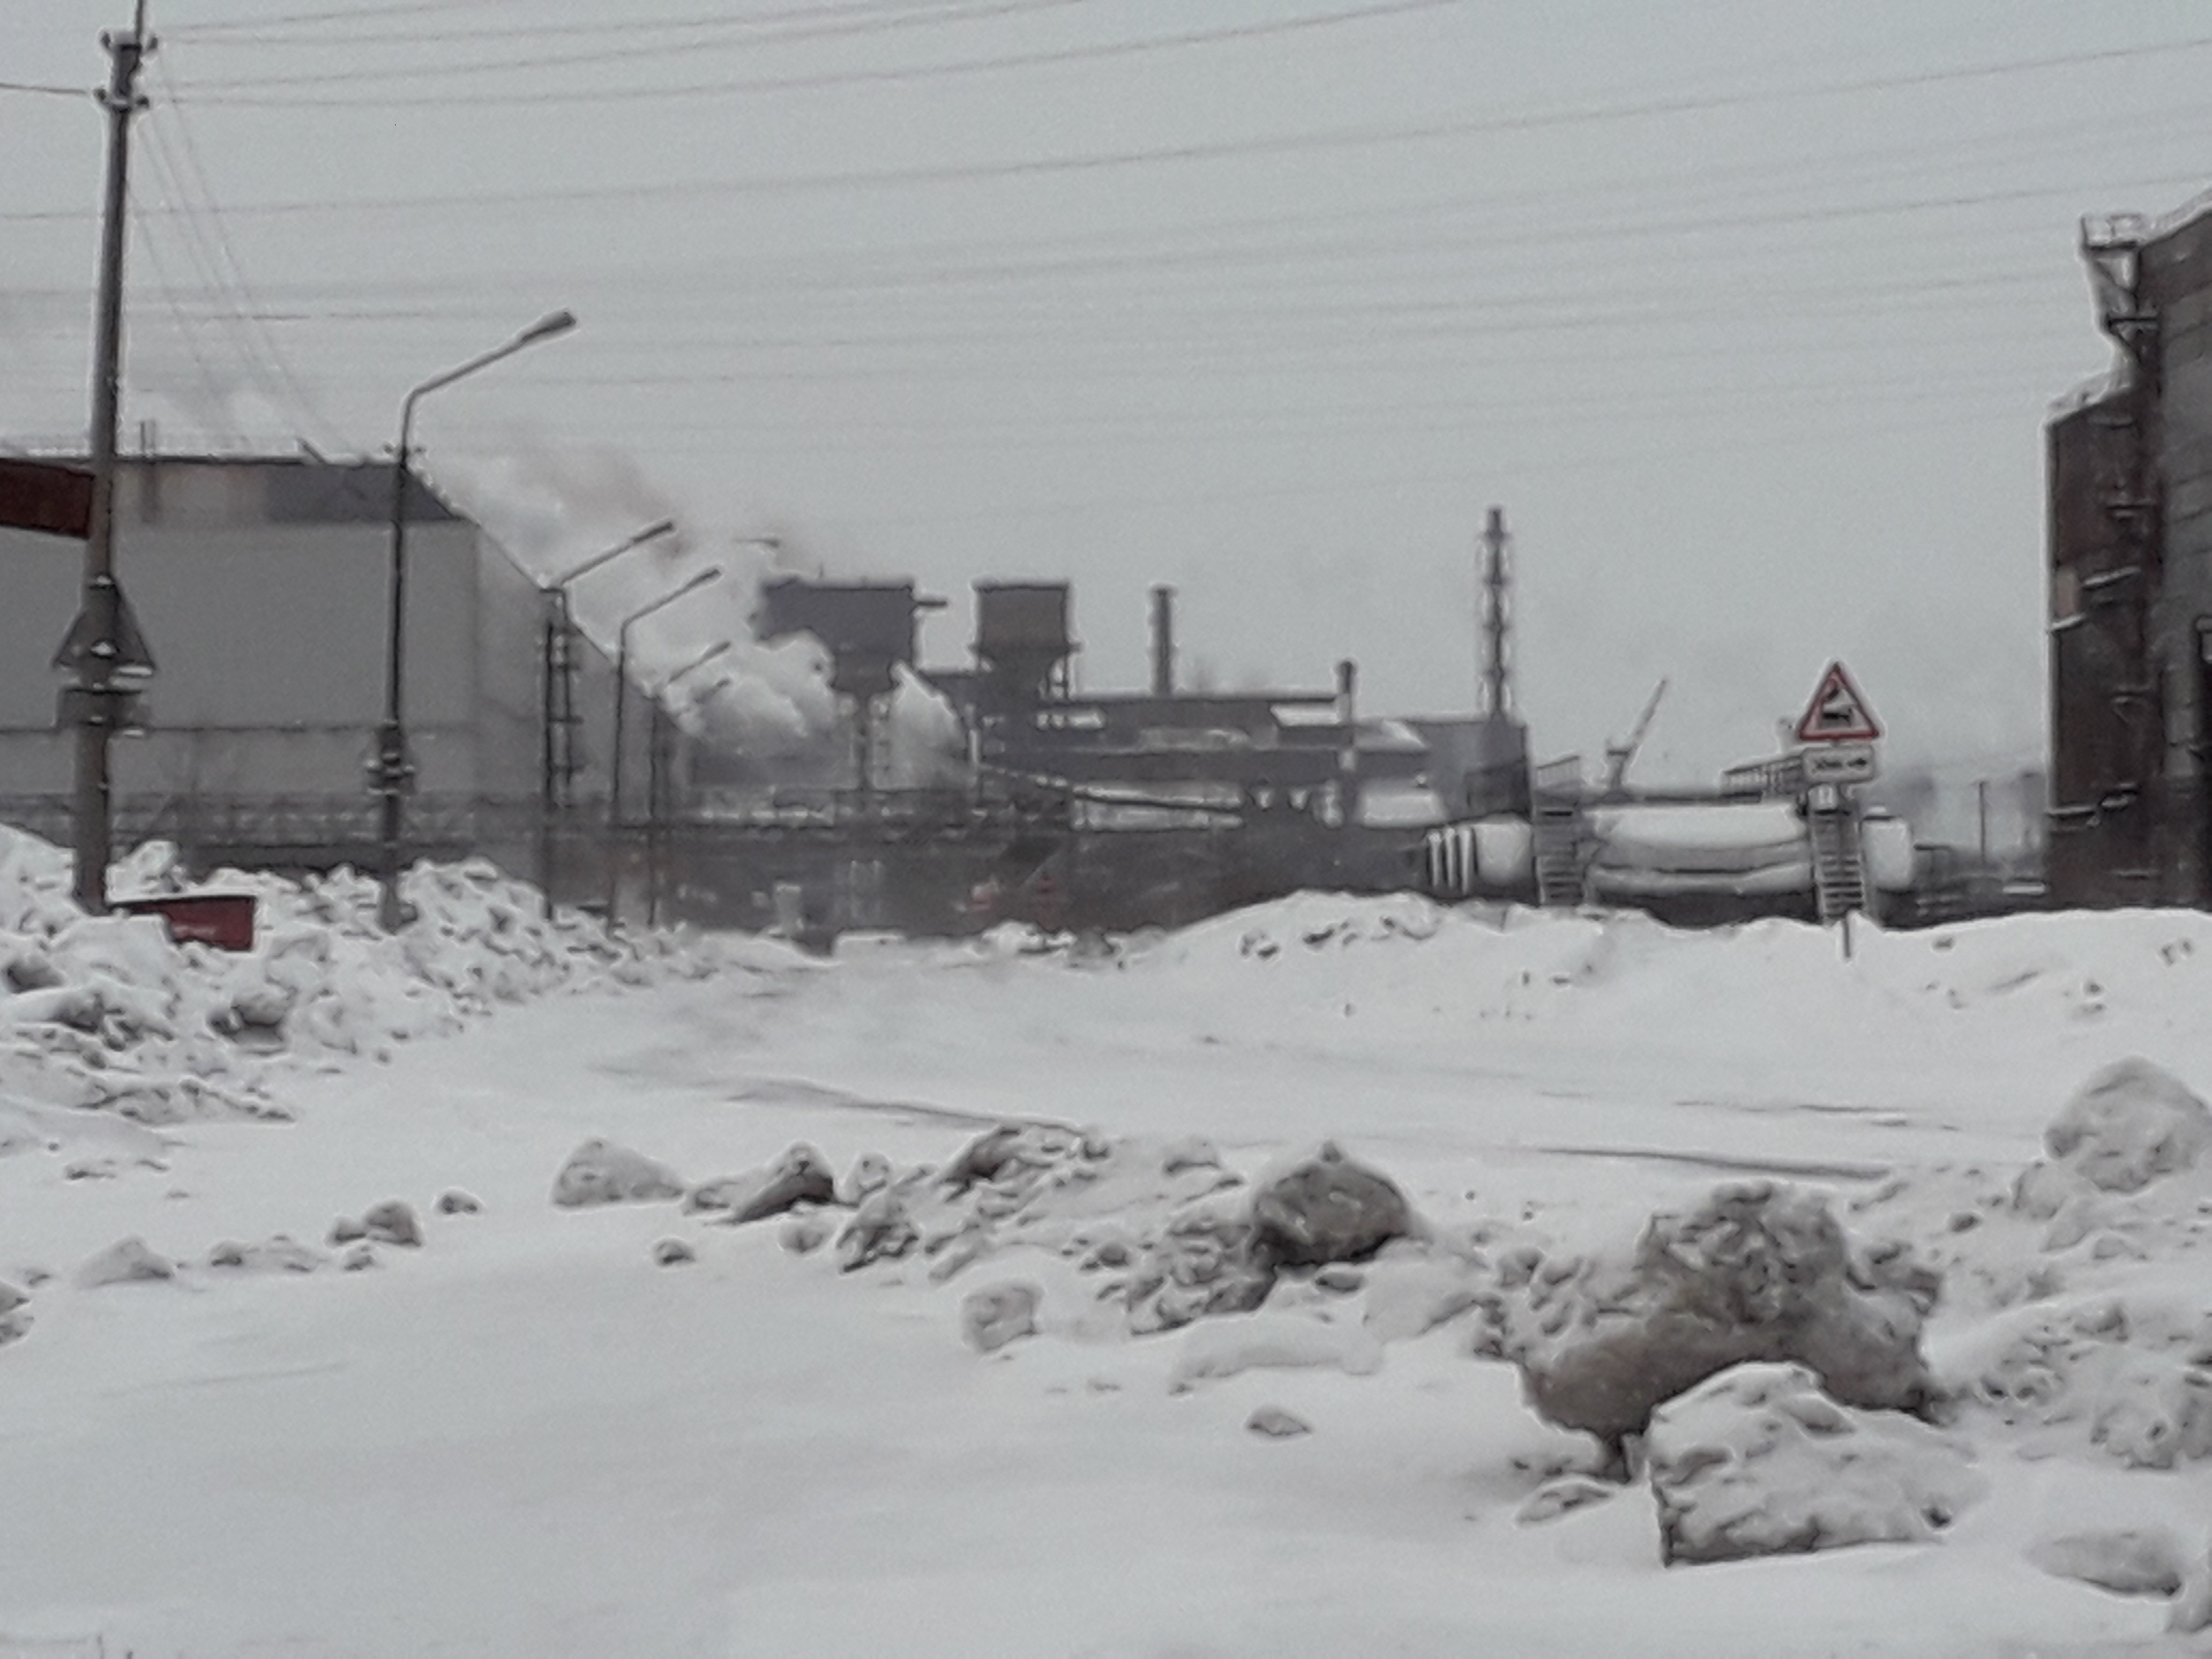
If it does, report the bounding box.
[1794,661,1881,744]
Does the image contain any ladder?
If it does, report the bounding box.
[1807,797,1868,923]
[1530,756,1586,908]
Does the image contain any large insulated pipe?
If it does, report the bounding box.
[1150,584,1176,698]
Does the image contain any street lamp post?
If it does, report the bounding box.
[536,517,677,917]
[376,308,576,932]
[607,565,723,925]
[645,638,732,926]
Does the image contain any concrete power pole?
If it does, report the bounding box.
[68,2,156,913]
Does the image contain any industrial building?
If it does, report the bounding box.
[0,452,618,883]
[2048,191,2212,907]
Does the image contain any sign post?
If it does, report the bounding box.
[1792,661,1880,953]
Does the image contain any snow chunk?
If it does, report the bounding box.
[1245,1404,1313,1439]
[687,1142,835,1223]
[2028,1527,2189,1598]
[960,1281,1042,1353]
[1167,1311,1384,1392]
[1952,1288,2212,1468]
[1360,1251,1485,1343]
[2040,1058,2212,1197]
[0,1279,27,1348]
[1125,1202,1274,1335]
[362,1200,423,1247]
[2174,1541,2212,1634]
[836,1190,919,1272]
[551,1138,684,1208]
[205,1235,324,1274]
[1647,1362,1984,1566]
[76,1236,177,1289]
[1502,1182,1938,1448]
[1249,1140,1414,1268]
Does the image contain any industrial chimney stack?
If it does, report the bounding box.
[1149,584,1176,698]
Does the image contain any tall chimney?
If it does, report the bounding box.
[1149,584,1176,698]
[1335,657,1359,828]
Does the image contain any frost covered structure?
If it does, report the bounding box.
[1505,1181,1938,1447]
[1646,1362,1984,1566]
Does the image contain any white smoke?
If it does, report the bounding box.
[435,440,960,785]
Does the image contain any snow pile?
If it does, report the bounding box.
[0,827,729,1127]
[1646,1361,1985,1565]
[1825,1062,2212,1473]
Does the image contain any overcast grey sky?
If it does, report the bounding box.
[6,0,2209,784]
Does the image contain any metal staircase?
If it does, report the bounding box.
[1530,756,1586,908]
[1807,797,1868,922]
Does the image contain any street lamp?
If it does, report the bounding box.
[646,638,734,821]
[658,638,733,699]
[537,516,677,916]
[607,565,723,923]
[375,307,577,931]
[644,638,733,928]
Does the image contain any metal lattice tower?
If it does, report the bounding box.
[1478,505,1512,720]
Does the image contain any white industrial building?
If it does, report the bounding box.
[0,454,621,886]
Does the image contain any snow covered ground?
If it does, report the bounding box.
[4,833,2212,1656]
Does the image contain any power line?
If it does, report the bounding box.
[177,0,1461,100]
[171,25,2212,115]
[125,179,244,446]
[0,80,89,98]
[180,0,1094,58]
[167,0,542,33]
[168,0,996,38]
[147,33,2212,206]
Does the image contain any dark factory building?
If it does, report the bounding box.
[2048,191,2212,908]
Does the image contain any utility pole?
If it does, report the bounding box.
[69,1,156,914]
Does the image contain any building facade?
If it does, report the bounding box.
[0,454,617,882]
[2049,193,2212,907]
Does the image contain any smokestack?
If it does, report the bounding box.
[1150,584,1175,698]
[1336,657,1359,828]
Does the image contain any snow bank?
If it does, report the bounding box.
[0,827,735,1129]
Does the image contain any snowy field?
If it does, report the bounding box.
[4,831,2212,1657]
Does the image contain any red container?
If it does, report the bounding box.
[116,892,256,952]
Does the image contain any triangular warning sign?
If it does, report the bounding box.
[1794,661,1879,744]
[51,579,157,679]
